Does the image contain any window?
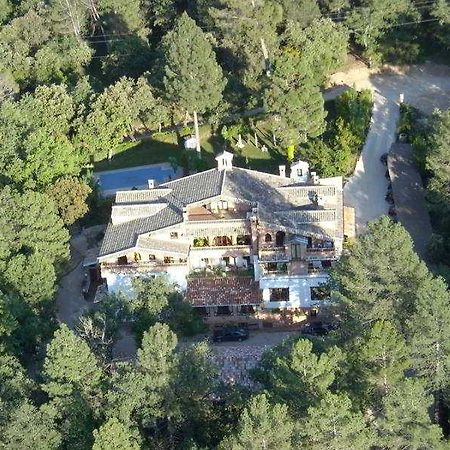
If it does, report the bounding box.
[310,286,331,301]
[133,252,141,262]
[297,168,303,177]
[170,232,179,239]
[193,237,209,247]
[117,256,128,265]
[213,235,232,246]
[179,258,187,264]
[201,258,209,264]
[223,256,230,266]
[148,254,156,261]
[164,256,174,264]
[270,288,289,301]
[236,235,251,245]
[264,233,272,243]
[275,231,285,246]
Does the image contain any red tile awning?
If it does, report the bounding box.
[186,276,262,307]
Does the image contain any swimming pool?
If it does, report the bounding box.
[95,163,177,196]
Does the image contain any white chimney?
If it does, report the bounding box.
[148,179,155,189]
[290,160,310,184]
[182,207,188,222]
[310,172,320,184]
[215,150,234,171]
[279,165,286,178]
[317,195,325,207]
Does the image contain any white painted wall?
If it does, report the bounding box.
[259,274,329,309]
[104,265,189,297]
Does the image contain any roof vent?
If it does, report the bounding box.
[215,150,234,171]
[148,179,155,189]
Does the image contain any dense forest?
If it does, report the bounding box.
[1,0,450,448]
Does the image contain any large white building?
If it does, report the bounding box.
[98,151,345,316]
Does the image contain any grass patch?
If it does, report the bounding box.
[93,123,286,175]
[93,133,181,172]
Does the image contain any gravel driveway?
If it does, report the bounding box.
[344,92,398,234]
[331,62,450,234]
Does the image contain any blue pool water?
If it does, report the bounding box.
[96,164,176,194]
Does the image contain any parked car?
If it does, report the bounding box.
[81,272,90,299]
[380,153,388,165]
[213,327,249,343]
[385,191,394,204]
[300,321,337,337]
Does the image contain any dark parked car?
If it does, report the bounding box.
[213,327,249,343]
[81,272,90,299]
[300,321,338,337]
[385,191,394,204]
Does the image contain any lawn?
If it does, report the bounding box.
[93,123,286,174]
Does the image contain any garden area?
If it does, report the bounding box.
[93,87,373,179]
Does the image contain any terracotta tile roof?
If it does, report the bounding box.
[185,276,262,307]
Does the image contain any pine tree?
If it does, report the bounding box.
[219,393,295,450]
[137,322,177,386]
[298,392,375,450]
[358,320,411,401]
[375,378,444,449]
[407,276,450,422]
[162,12,226,154]
[345,0,413,62]
[331,217,430,336]
[92,417,140,450]
[253,338,343,413]
[426,110,450,221]
[1,401,61,450]
[264,43,326,152]
[43,324,102,399]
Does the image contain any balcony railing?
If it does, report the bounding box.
[258,245,288,262]
[190,245,251,251]
[102,260,187,271]
[306,247,335,259]
[188,266,253,279]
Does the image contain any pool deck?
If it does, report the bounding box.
[95,162,174,176]
[95,162,183,197]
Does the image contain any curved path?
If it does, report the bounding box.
[330,62,450,234]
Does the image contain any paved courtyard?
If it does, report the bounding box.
[186,331,297,388]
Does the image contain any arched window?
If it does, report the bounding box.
[264,233,272,243]
[275,231,285,246]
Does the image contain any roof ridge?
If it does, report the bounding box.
[233,166,288,181]
[160,168,218,187]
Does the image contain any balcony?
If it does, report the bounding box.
[259,245,289,262]
[102,260,187,273]
[305,247,335,259]
[188,266,253,279]
[260,262,288,276]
